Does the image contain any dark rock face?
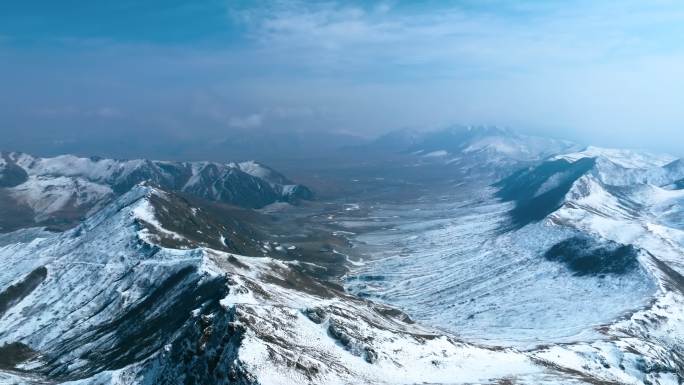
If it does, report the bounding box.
[0,154,28,188]
[675,179,684,190]
[142,191,263,256]
[303,307,327,324]
[110,159,172,194]
[327,320,378,364]
[0,190,36,233]
[495,157,596,228]
[41,266,229,381]
[109,161,311,208]
[284,184,314,202]
[0,342,37,370]
[137,305,256,385]
[0,266,47,318]
[544,236,640,276]
[182,167,281,209]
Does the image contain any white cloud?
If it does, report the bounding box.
[216,1,684,154]
[228,113,263,129]
[94,107,123,118]
[231,0,684,78]
[36,106,124,119]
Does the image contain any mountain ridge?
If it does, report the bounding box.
[1,135,684,384]
[368,125,580,162]
[0,183,550,384]
[0,151,313,232]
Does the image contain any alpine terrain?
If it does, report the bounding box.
[0,127,683,385]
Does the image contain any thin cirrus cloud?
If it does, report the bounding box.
[0,0,683,155]
[226,0,684,153]
[228,113,263,129]
[236,1,682,75]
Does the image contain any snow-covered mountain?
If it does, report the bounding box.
[0,152,312,232]
[370,126,580,164]
[496,146,684,228]
[0,184,556,385]
[526,149,684,384]
[341,145,684,384]
[1,142,684,384]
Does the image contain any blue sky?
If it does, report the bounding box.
[1,1,683,155]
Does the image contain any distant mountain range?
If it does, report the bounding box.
[367,125,580,160]
[0,152,312,232]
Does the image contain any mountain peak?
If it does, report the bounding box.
[554,146,676,169]
[664,158,684,170]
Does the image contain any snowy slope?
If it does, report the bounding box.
[494,148,684,228]
[553,146,676,169]
[343,146,684,384]
[498,147,684,383]
[345,192,657,347]
[527,158,684,384]
[551,146,684,186]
